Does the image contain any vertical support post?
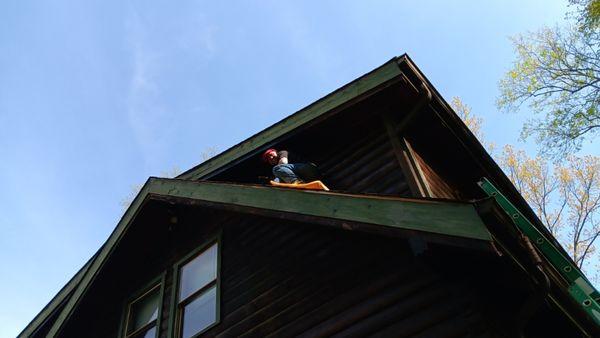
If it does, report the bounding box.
[400,136,433,197]
[382,112,430,197]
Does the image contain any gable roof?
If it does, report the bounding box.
[174,54,568,272]
[177,56,406,181]
[40,177,493,337]
[23,54,599,336]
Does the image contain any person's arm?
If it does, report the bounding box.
[277,150,289,164]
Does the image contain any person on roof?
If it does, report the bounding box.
[262,148,320,184]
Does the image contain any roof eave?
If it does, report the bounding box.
[17,252,97,338]
[399,55,582,288]
[44,178,493,337]
[475,198,600,336]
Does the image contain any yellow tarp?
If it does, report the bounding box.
[269,180,330,191]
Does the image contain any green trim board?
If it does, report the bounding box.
[478,178,600,327]
[177,57,405,181]
[46,177,492,337]
[17,251,98,338]
[46,179,159,337]
[149,179,491,241]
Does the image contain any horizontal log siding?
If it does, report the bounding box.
[57,208,501,338]
[182,216,497,337]
[318,126,411,196]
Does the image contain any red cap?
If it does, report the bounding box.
[262,149,277,162]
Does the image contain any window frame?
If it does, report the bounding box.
[119,273,166,338]
[168,234,222,338]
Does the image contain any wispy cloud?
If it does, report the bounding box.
[174,16,218,56]
[269,2,335,85]
[124,5,218,169]
[125,8,167,168]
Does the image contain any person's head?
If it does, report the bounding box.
[262,148,278,165]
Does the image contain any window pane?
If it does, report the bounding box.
[130,325,157,338]
[181,286,217,338]
[127,286,160,334]
[179,243,218,300]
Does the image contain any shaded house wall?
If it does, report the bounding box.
[50,200,584,338]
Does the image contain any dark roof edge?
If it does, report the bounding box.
[17,251,98,338]
[397,54,579,281]
[44,177,493,337]
[177,56,406,181]
[474,199,599,335]
[400,54,599,331]
[44,176,159,337]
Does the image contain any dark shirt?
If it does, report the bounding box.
[277,150,308,164]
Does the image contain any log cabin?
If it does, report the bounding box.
[20,55,600,338]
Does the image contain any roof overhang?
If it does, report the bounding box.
[17,255,95,338]
[474,198,600,336]
[41,177,493,337]
[173,54,569,269]
[23,53,598,336]
[150,178,492,241]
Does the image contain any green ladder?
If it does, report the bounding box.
[478,178,600,326]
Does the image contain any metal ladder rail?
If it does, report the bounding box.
[478,177,600,326]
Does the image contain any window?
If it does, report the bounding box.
[122,280,163,338]
[173,242,219,338]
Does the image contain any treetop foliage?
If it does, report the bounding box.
[453,93,600,281]
[497,0,599,156]
[570,0,600,30]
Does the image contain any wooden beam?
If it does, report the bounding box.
[153,179,489,240]
[400,136,433,197]
[381,112,429,197]
[152,195,492,252]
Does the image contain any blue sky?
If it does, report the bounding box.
[0,1,591,336]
